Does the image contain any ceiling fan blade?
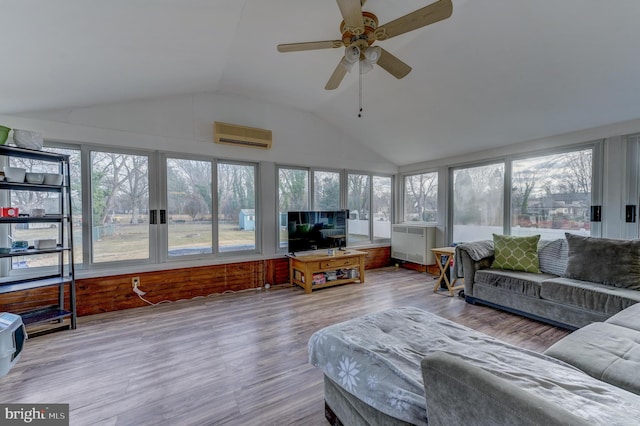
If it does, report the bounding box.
[375,0,452,41]
[377,48,412,79]
[325,59,349,90]
[336,0,364,34]
[277,40,343,53]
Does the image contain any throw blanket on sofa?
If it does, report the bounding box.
[454,240,494,278]
[308,307,640,425]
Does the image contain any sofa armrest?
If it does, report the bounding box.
[455,241,494,297]
[421,352,588,426]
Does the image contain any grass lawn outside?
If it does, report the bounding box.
[11,221,257,267]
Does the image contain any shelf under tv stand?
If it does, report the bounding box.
[288,250,366,294]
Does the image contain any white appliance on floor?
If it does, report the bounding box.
[0,312,27,377]
[391,224,436,265]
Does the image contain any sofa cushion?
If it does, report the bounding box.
[421,351,640,426]
[544,322,640,396]
[541,277,640,316]
[475,269,554,298]
[538,239,568,276]
[606,303,640,332]
[564,233,640,290]
[492,234,541,273]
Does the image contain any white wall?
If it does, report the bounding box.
[0,92,397,173]
[0,92,398,269]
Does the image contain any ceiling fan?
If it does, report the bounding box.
[277,0,453,90]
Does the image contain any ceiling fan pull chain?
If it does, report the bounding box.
[358,60,363,118]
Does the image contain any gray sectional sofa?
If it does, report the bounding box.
[423,303,640,425]
[309,234,640,425]
[456,233,640,329]
[309,305,640,426]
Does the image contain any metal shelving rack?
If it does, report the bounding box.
[0,145,76,337]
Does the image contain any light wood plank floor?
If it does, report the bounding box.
[0,267,570,426]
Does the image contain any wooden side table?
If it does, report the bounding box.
[431,247,464,296]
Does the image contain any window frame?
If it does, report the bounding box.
[216,158,260,257]
[84,145,158,269]
[401,170,438,224]
[447,142,603,244]
[346,170,394,246]
[37,142,265,272]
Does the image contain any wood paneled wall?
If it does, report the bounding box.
[0,247,391,317]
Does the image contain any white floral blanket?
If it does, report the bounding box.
[308,307,640,425]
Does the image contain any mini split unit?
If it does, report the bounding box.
[214,122,272,149]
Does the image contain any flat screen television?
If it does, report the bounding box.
[287,210,348,254]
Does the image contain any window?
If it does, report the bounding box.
[347,173,370,244]
[451,147,595,243]
[90,150,150,263]
[47,147,83,265]
[452,163,505,243]
[278,167,309,249]
[346,172,392,245]
[511,149,592,239]
[166,158,212,257]
[5,148,82,271]
[217,161,257,252]
[404,172,437,222]
[372,176,392,241]
[313,170,340,211]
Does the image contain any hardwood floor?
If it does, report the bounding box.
[0,267,570,426]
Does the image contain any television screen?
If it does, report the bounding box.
[287,210,348,253]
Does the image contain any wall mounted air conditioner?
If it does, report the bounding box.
[214,122,272,149]
[391,224,436,265]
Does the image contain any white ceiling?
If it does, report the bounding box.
[3,0,640,166]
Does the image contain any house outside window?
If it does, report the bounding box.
[450,145,596,244]
[511,149,592,239]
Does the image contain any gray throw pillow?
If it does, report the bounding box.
[538,239,568,276]
[564,233,640,290]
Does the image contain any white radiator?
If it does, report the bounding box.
[391,224,436,265]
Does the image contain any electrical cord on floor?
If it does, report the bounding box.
[131,284,275,306]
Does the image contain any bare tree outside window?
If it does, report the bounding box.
[347,173,370,243]
[218,162,256,252]
[167,158,212,256]
[404,172,437,222]
[452,163,504,242]
[8,147,82,268]
[512,149,591,238]
[278,167,309,248]
[313,171,340,211]
[373,176,392,241]
[91,151,149,263]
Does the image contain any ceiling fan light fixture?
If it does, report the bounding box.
[364,46,381,64]
[277,0,454,90]
[359,60,374,75]
[344,45,361,64]
[339,57,355,73]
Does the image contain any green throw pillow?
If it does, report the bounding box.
[491,234,541,273]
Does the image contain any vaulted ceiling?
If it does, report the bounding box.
[2,1,640,166]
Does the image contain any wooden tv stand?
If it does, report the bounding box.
[288,250,366,293]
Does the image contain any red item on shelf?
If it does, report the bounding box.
[0,207,19,218]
